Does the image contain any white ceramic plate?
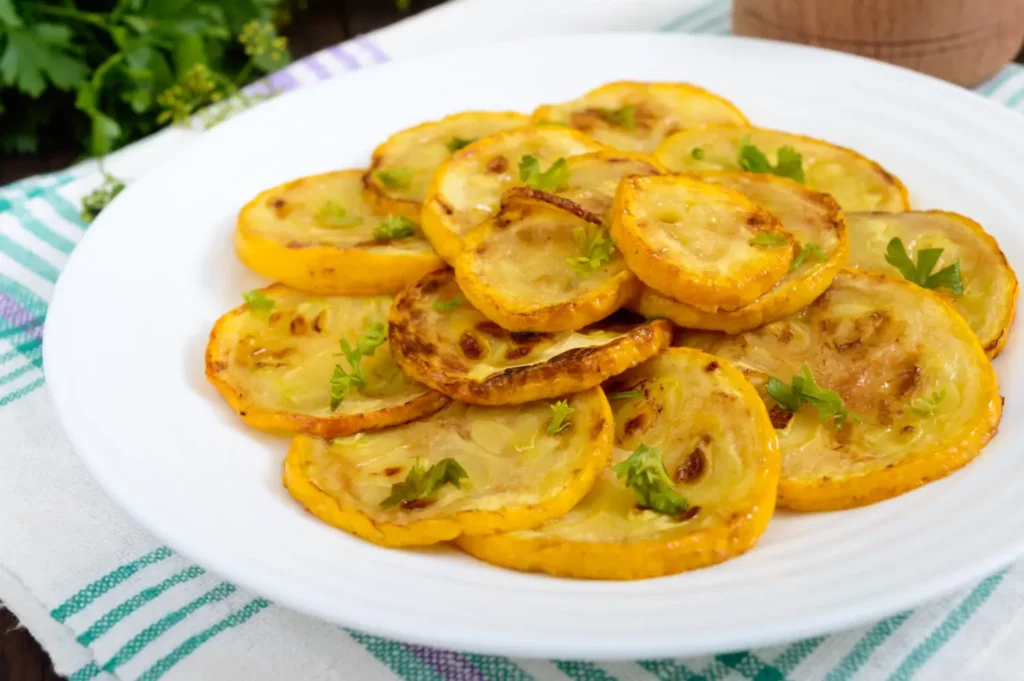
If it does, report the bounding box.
[45,34,1024,660]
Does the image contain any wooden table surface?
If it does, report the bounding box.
[2,7,1022,678]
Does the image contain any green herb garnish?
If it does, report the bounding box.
[446,136,476,153]
[884,238,963,294]
[243,289,275,315]
[315,201,362,229]
[373,215,417,240]
[596,105,636,131]
[519,155,569,192]
[690,147,705,160]
[766,364,855,429]
[375,168,413,189]
[609,390,644,400]
[432,295,464,312]
[909,389,946,417]
[750,232,788,247]
[613,444,689,516]
[329,321,388,410]
[738,136,805,183]
[380,458,468,509]
[568,226,616,276]
[80,174,125,223]
[547,400,575,434]
[791,242,825,270]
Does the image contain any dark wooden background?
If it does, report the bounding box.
[2,1,1022,677]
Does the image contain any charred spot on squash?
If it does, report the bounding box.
[675,446,707,483]
[624,412,648,436]
[401,498,434,511]
[589,416,606,441]
[769,404,793,429]
[459,332,485,360]
[677,505,701,522]
[486,156,509,174]
[705,360,719,372]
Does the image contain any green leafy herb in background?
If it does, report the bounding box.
[329,321,388,410]
[446,135,475,153]
[791,242,825,270]
[375,167,413,189]
[519,154,568,192]
[315,200,362,229]
[749,232,787,247]
[546,400,575,435]
[432,294,463,312]
[596,104,636,131]
[373,214,417,240]
[0,1,293,160]
[613,444,689,516]
[884,237,963,294]
[568,225,615,276]
[766,364,855,429]
[79,172,124,222]
[243,288,275,315]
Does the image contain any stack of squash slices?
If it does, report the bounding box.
[206,81,1017,580]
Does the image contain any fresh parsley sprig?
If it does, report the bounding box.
[750,232,788,247]
[380,458,468,509]
[791,242,825,270]
[568,226,616,276]
[547,400,575,434]
[315,201,362,229]
[766,364,856,429]
[243,289,275,315]
[80,174,125,224]
[519,155,569,192]
[446,136,476,152]
[738,136,805,183]
[432,295,464,312]
[375,168,413,189]
[596,105,636,131]
[884,238,963,294]
[373,215,418,240]
[613,444,690,516]
[329,321,388,410]
[690,147,705,160]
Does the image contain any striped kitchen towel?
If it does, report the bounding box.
[3,1,1024,679]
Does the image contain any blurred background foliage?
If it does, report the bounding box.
[0,0,331,162]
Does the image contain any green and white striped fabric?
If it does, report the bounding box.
[3,1,1023,679]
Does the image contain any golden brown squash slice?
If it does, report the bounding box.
[679,269,1002,511]
[283,387,613,547]
[846,210,1018,358]
[236,170,444,295]
[456,348,780,580]
[611,174,793,311]
[389,269,673,405]
[655,126,910,212]
[363,110,529,220]
[455,188,639,332]
[206,285,447,438]
[552,150,666,221]
[629,172,848,333]
[421,125,607,262]
[531,81,749,153]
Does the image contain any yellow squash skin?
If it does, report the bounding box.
[363,110,529,220]
[205,285,448,438]
[421,125,607,263]
[236,170,444,295]
[680,269,1002,511]
[531,81,749,153]
[655,126,910,212]
[389,269,674,405]
[611,175,794,311]
[629,172,849,333]
[283,387,613,547]
[456,348,780,580]
[846,210,1019,358]
[456,188,640,332]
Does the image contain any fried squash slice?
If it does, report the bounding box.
[389,269,673,405]
[630,172,848,333]
[680,269,1002,511]
[363,111,529,220]
[847,210,1018,358]
[421,125,606,262]
[455,188,639,332]
[236,170,444,295]
[283,387,613,547]
[611,175,793,311]
[456,348,780,580]
[552,150,666,222]
[206,285,447,438]
[532,81,749,153]
[655,126,910,212]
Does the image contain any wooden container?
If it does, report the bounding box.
[733,0,1024,87]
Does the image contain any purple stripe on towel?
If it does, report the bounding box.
[355,36,390,63]
[0,292,43,341]
[328,44,361,70]
[266,69,301,92]
[300,54,333,80]
[405,644,488,681]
